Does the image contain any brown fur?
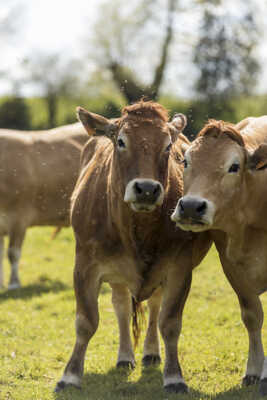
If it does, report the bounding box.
[122,100,169,122]
[198,119,245,147]
[0,123,88,289]
[176,116,267,393]
[56,101,212,393]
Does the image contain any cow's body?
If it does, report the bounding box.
[172,116,267,395]
[55,102,212,394]
[0,123,88,289]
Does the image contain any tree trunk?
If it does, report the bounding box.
[109,0,177,103]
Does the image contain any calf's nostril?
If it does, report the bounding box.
[196,201,207,215]
[134,182,142,194]
[153,184,160,195]
[179,199,185,212]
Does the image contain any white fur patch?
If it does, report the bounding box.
[164,375,185,386]
[61,372,81,386]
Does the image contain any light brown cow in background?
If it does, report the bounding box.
[171,116,267,396]
[0,123,88,289]
[55,101,212,394]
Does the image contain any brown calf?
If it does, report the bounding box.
[55,101,212,394]
[0,124,88,289]
[172,117,267,395]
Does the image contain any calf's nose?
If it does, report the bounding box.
[133,180,162,204]
[178,196,207,219]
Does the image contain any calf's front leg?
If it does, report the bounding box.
[160,266,192,393]
[110,283,135,368]
[55,248,100,392]
[142,286,162,366]
[238,295,264,387]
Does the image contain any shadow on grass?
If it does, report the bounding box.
[0,278,69,303]
[52,365,262,400]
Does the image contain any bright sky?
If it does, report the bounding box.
[1,0,267,97]
[0,0,101,94]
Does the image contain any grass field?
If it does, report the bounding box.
[1,227,267,400]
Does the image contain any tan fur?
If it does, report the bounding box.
[0,123,88,289]
[56,102,212,393]
[175,116,267,392]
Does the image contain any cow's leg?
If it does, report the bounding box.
[159,267,192,393]
[218,254,265,389]
[110,283,135,369]
[0,236,4,288]
[55,248,100,392]
[142,287,162,366]
[8,227,26,290]
[238,295,264,387]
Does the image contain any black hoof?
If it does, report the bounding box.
[164,382,188,394]
[242,374,260,386]
[259,378,267,396]
[116,360,135,369]
[142,354,161,367]
[54,381,81,392]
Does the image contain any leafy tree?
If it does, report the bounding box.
[91,0,178,103]
[0,97,31,130]
[193,0,260,121]
[23,53,82,128]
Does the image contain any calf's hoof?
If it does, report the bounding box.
[142,354,161,367]
[54,380,81,392]
[164,382,188,394]
[116,360,135,369]
[259,378,267,396]
[242,374,260,386]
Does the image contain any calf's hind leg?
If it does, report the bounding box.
[55,249,100,392]
[8,227,26,290]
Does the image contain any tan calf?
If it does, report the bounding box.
[172,117,267,396]
[55,101,212,394]
[0,123,88,289]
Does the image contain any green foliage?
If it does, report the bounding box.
[1,93,266,138]
[1,227,267,399]
[0,96,32,129]
[193,1,260,104]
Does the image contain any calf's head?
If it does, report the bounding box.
[77,101,187,213]
[171,120,267,232]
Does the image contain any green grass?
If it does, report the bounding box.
[0,227,267,399]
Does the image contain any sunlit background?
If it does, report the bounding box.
[1,0,267,136]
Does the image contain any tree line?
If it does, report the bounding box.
[0,0,265,137]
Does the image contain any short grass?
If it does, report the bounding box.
[1,227,267,400]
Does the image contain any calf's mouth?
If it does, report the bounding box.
[124,178,164,213]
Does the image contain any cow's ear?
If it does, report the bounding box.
[77,107,118,139]
[168,113,187,142]
[178,133,191,155]
[248,144,267,171]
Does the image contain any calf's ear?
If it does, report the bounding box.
[168,113,187,142]
[248,144,267,170]
[77,107,118,138]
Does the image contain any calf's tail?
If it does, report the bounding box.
[132,297,145,349]
[50,227,62,240]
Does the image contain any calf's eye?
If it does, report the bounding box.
[117,138,126,149]
[228,163,240,173]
